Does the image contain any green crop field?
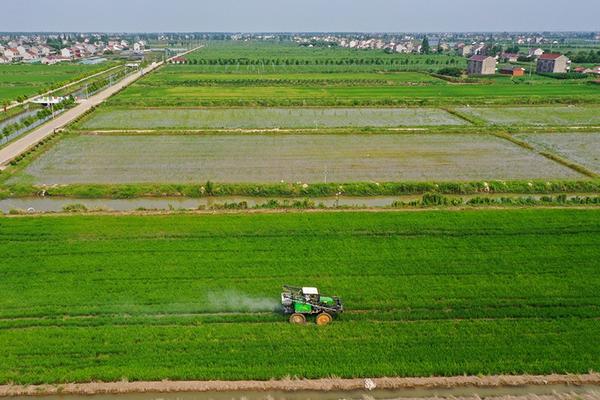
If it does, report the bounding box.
[79,107,466,129]
[10,133,582,185]
[101,43,599,107]
[109,79,600,107]
[142,68,446,84]
[456,106,600,126]
[516,132,600,174]
[0,210,599,384]
[0,63,112,103]
[183,41,467,72]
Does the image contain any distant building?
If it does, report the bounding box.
[536,54,570,74]
[467,55,497,75]
[170,56,187,64]
[41,55,70,65]
[500,66,525,77]
[528,48,544,58]
[459,44,473,57]
[4,48,19,60]
[133,42,145,52]
[501,53,519,63]
[61,48,72,58]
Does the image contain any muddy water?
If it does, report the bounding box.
[0,196,403,213]
[8,385,600,400]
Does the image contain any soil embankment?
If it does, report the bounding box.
[1,373,600,397]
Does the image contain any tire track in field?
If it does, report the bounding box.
[1,306,599,331]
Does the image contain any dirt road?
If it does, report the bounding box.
[1,373,599,396]
[0,46,202,170]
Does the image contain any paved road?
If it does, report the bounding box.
[0,47,202,169]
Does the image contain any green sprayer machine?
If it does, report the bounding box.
[281,285,343,325]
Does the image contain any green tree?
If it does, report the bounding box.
[421,36,431,54]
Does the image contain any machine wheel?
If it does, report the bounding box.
[289,313,306,324]
[316,312,333,326]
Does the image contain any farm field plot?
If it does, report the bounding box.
[142,68,446,84]
[79,107,467,129]
[12,133,582,184]
[456,106,600,126]
[0,63,110,102]
[183,41,466,71]
[108,82,600,107]
[0,210,599,383]
[515,132,600,174]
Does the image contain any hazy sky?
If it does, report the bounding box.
[3,0,600,32]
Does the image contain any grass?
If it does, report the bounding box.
[108,81,600,107]
[7,133,582,185]
[456,106,600,126]
[515,132,600,174]
[78,107,467,130]
[0,63,115,103]
[143,68,446,84]
[0,209,599,383]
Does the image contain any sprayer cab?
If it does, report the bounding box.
[281,285,343,325]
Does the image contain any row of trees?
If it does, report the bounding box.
[565,50,600,64]
[1,97,74,141]
[180,57,463,66]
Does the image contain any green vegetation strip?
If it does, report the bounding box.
[0,210,599,383]
[3,180,600,200]
[108,81,600,107]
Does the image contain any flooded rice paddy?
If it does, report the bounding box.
[80,107,467,129]
[13,133,582,185]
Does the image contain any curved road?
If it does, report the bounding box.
[0,46,202,169]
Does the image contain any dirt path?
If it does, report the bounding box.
[1,373,599,396]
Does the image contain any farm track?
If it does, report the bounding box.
[2,373,600,396]
[1,305,599,330]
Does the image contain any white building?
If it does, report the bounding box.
[61,48,72,58]
[528,48,544,58]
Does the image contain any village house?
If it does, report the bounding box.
[501,53,519,63]
[133,42,145,52]
[458,44,474,57]
[577,66,600,75]
[528,48,544,58]
[170,56,187,64]
[41,55,70,65]
[16,45,28,55]
[4,48,21,61]
[61,48,72,58]
[536,53,570,74]
[472,44,486,56]
[467,55,497,75]
[500,66,525,77]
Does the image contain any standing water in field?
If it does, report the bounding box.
[206,290,279,312]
